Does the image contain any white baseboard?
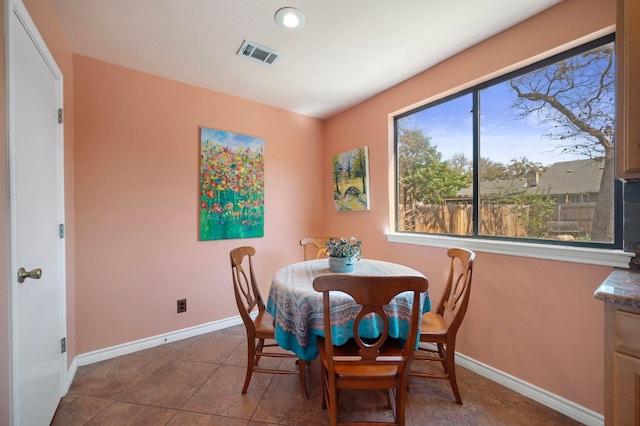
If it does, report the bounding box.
[64,318,603,426]
[76,315,243,366]
[65,359,77,392]
[456,353,604,426]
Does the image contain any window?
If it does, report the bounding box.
[395,34,619,248]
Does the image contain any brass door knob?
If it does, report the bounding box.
[17,267,42,283]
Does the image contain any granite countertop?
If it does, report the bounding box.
[594,269,640,309]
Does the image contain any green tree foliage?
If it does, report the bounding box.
[448,154,547,181]
[504,156,547,179]
[397,127,470,207]
[480,158,508,181]
[487,189,556,238]
[449,152,472,178]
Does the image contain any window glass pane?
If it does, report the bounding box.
[396,94,473,235]
[393,36,617,248]
[478,42,615,243]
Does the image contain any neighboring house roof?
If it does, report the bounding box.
[532,158,603,196]
[457,178,528,198]
[454,158,604,198]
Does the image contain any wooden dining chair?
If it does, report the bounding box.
[229,246,307,399]
[313,274,428,426]
[409,248,475,404]
[300,236,335,260]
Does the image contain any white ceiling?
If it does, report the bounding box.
[51,0,561,119]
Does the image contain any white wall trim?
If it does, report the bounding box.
[456,353,604,426]
[386,232,633,268]
[65,318,602,425]
[64,359,77,393]
[74,316,243,367]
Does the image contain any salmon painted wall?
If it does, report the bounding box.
[322,0,614,413]
[73,55,324,353]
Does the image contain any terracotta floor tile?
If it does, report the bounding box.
[51,394,113,425]
[113,359,218,409]
[53,325,584,425]
[166,410,249,425]
[69,355,167,399]
[182,364,270,419]
[251,361,324,426]
[84,401,176,425]
[138,333,244,364]
[179,333,245,364]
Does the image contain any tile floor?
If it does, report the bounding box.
[52,324,583,425]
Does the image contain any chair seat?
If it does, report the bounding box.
[254,310,276,333]
[421,311,447,335]
[318,337,402,380]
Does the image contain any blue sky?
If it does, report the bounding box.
[397,81,584,166]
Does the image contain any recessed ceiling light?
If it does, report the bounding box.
[275,7,306,30]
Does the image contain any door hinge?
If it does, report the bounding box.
[61,337,66,354]
[58,108,63,124]
[59,224,65,239]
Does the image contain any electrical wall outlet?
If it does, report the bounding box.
[177,298,187,313]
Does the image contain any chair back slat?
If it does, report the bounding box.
[353,305,390,360]
[439,248,475,329]
[229,246,308,399]
[410,247,475,405]
[300,236,336,260]
[314,274,428,370]
[230,246,263,327]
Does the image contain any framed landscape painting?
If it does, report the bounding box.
[199,127,264,240]
[332,146,370,211]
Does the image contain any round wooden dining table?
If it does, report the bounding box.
[266,258,430,361]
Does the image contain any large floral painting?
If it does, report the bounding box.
[199,127,264,240]
[332,146,370,211]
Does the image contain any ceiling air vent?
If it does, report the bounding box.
[237,40,281,65]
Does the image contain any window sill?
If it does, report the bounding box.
[385,232,634,268]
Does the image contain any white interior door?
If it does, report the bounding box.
[8,1,67,424]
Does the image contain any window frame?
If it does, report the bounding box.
[390,33,630,267]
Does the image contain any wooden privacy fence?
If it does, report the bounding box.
[400,202,595,238]
[550,202,596,235]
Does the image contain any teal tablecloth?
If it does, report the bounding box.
[266,258,430,361]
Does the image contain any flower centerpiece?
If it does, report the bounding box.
[326,237,362,273]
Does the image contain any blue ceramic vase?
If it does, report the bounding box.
[328,256,355,273]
